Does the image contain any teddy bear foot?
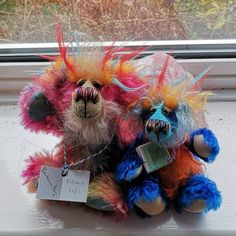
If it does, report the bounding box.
[135,196,166,216]
[86,197,115,211]
[176,174,222,213]
[127,176,167,216]
[87,173,128,217]
[183,199,206,213]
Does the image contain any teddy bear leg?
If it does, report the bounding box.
[87,173,128,217]
[22,152,61,192]
[128,176,167,216]
[175,174,222,213]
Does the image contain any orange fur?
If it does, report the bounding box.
[88,173,128,217]
[67,56,138,85]
[146,80,210,112]
[157,145,204,199]
[27,179,37,193]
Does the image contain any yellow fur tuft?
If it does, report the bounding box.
[148,79,210,112]
[185,91,212,111]
[51,55,136,86]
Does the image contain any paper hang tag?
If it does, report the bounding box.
[136,142,173,173]
[36,166,90,203]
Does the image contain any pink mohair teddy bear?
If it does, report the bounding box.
[19,25,145,218]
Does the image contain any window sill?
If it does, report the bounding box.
[0,101,235,235]
[1,90,236,105]
[1,58,236,105]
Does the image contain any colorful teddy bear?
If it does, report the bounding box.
[116,53,222,216]
[19,25,221,219]
[19,25,146,217]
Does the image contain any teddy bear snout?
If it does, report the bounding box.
[146,119,169,136]
[72,86,103,119]
[74,87,100,104]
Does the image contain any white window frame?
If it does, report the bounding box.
[1,40,236,104]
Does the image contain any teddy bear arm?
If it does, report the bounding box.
[116,151,143,182]
[188,128,220,163]
[19,84,63,136]
[116,132,146,182]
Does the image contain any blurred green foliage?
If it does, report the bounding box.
[175,0,235,38]
[0,0,235,42]
[0,0,15,11]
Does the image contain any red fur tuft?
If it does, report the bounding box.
[157,54,170,88]
[22,152,61,184]
[120,47,145,64]
[102,45,147,71]
[56,23,76,73]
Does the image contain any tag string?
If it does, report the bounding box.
[61,131,115,176]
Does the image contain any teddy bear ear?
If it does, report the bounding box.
[28,92,55,121]
[19,84,63,136]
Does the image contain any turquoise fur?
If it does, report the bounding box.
[145,102,172,144]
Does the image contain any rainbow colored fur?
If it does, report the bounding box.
[20,24,221,219]
[19,24,148,218]
[116,53,221,216]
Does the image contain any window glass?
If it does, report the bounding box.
[0,0,235,43]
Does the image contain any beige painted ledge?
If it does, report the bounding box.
[0,102,236,236]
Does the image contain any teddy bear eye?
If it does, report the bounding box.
[150,107,156,113]
[77,79,85,87]
[92,81,103,90]
[162,106,171,116]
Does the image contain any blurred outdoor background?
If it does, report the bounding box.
[0,0,235,43]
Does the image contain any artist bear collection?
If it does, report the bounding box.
[19,26,221,219]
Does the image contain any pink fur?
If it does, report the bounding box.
[101,74,145,107]
[101,74,145,146]
[19,84,63,136]
[117,117,142,146]
[19,70,139,138]
[22,152,61,184]
[37,70,77,114]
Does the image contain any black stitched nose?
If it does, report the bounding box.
[74,87,100,104]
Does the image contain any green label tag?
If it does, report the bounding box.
[136,142,173,173]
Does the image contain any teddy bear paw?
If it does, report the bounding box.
[135,197,166,216]
[183,199,206,213]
